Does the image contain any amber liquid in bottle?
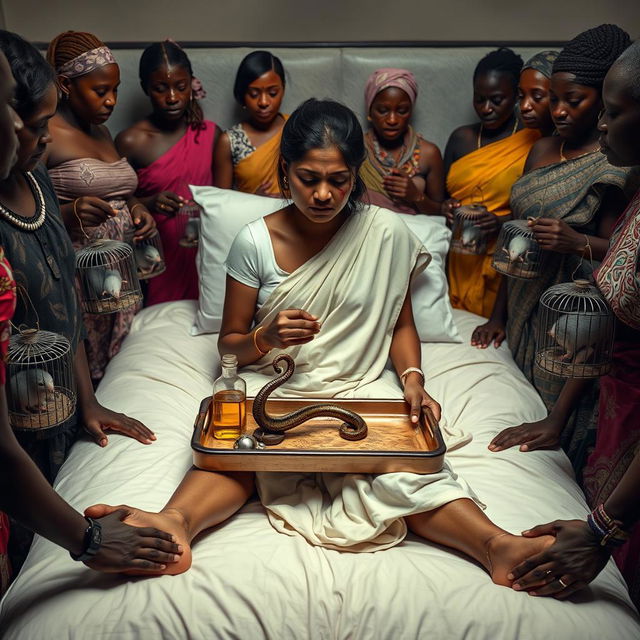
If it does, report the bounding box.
[212,389,246,440]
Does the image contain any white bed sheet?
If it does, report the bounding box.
[1,302,638,640]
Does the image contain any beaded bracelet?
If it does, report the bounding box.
[586,504,630,549]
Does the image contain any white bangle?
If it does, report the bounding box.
[400,367,424,387]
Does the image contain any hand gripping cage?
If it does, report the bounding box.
[535,279,615,378]
[176,201,202,248]
[132,230,166,281]
[75,239,143,314]
[492,220,549,279]
[7,328,76,430]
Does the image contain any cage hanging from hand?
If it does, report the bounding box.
[492,220,548,279]
[132,230,166,280]
[450,205,492,255]
[535,280,615,378]
[76,239,142,314]
[177,201,202,248]
[7,328,76,431]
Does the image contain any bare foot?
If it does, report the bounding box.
[486,532,554,588]
[85,503,192,576]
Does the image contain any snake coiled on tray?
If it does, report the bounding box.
[252,354,368,445]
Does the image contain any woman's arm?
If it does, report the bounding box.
[212,132,234,189]
[414,141,446,215]
[126,196,156,240]
[389,291,441,422]
[471,277,508,348]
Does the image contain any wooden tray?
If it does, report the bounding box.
[191,397,446,474]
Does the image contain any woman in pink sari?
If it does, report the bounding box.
[117,41,220,305]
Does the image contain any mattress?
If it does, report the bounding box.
[1,301,638,639]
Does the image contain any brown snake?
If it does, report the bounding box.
[252,354,368,445]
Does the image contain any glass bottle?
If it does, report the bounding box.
[211,354,246,440]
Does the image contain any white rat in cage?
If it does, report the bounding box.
[102,269,124,299]
[549,313,608,364]
[460,223,481,251]
[182,217,201,245]
[502,235,535,264]
[9,368,55,413]
[135,244,163,276]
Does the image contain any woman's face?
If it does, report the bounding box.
[518,68,553,132]
[243,69,284,126]
[549,72,602,141]
[598,64,640,168]
[16,83,57,172]
[63,63,120,125]
[0,53,23,179]
[473,71,516,130]
[369,87,412,143]
[285,145,354,225]
[146,63,192,122]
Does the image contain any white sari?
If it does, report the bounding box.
[240,206,475,551]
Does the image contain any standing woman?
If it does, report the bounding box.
[443,48,540,318]
[481,25,634,474]
[518,51,559,137]
[360,68,444,214]
[213,51,287,196]
[117,41,221,305]
[45,31,156,384]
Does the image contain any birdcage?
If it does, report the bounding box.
[450,205,492,255]
[535,280,615,378]
[177,201,202,248]
[7,328,76,431]
[132,230,166,280]
[76,239,142,314]
[492,220,548,279]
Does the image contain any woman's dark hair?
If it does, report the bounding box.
[278,99,366,216]
[473,47,523,90]
[139,41,204,133]
[0,29,55,119]
[233,50,285,104]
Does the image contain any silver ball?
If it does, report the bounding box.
[233,434,260,450]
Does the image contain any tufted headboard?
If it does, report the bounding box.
[106,45,551,152]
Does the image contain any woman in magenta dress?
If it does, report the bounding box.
[117,41,220,305]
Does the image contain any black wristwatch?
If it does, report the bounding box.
[70,517,103,562]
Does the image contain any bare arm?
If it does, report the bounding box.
[414,141,446,215]
[212,131,234,189]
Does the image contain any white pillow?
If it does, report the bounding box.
[190,186,460,343]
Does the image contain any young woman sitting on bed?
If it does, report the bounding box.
[87,99,556,591]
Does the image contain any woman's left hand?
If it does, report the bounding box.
[403,376,442,423]
[509,519,610,598]
[383,169,422,205]
[81,401,156,447]
[528,218,584,254]
[132,208,157,241]
[471,207,501,233]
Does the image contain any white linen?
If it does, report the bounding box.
[1,303,638,639]
[191,186,460,343]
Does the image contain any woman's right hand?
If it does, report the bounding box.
[72,196,117,228]
[153,191,185,215]
[441,198,460,225]
[471,319,506,349]
[259,309,321,350]
[488,416,563,452]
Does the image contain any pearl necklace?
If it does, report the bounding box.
[0,171,46,231]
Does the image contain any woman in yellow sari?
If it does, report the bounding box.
[213,51,287,196]
[443,48,540,317]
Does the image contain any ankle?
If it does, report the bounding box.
[484,531,512,573]
[161,507,191,539]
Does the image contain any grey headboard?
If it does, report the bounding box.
[107,45,548,152]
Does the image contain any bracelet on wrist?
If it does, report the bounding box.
[253,326,271,356]
[400,367,424,388]
[586,504,629,549]
[69,516,103,562]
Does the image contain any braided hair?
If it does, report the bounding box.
[46,30,105,70]
[473,47,523,90]
[139,41,204,134]
[553,24,631,90]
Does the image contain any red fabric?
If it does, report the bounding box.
[136,121,216,305]
[583,333,640,607]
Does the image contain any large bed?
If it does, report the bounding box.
[0,302,638,639]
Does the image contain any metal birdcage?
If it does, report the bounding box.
[450,204,491,255]
[535,280,615,378]
[7,328,76,431]
[492,220,548,279]
[177,201,202,248]
[76,239,143,314]
[132,230,166,280]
